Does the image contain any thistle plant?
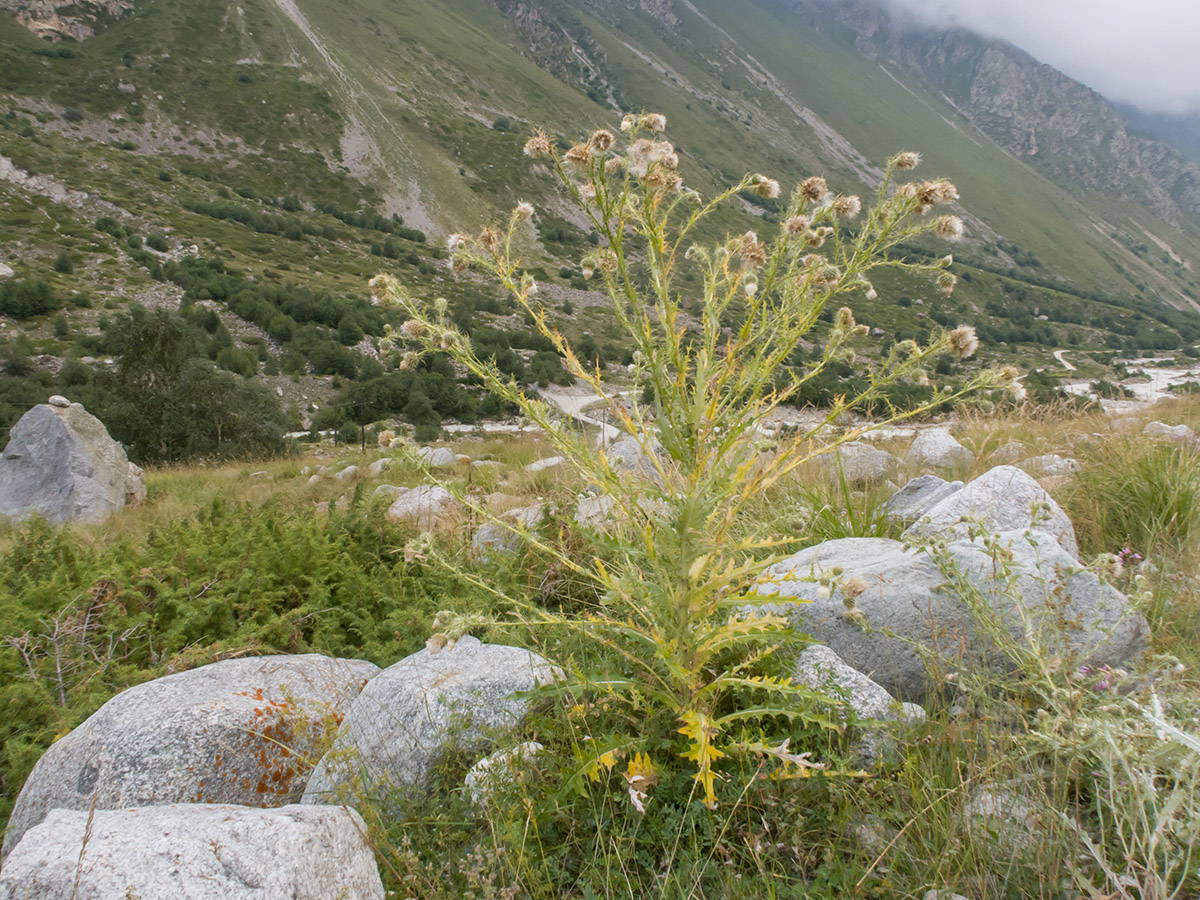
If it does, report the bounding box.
[370,113,1005,808]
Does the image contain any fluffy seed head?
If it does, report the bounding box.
[938,271,957,297]
[935,215,964,241]
[784,215,810,236]
[446,232,467,254]
[752,175,781,199]
[643,112,667,132]
[479,226,500,251]
[619,115,636,133]
[400,319,424,339]
[564,142,592,168]
[733,230,767,269]
[894,151,921,170]
[832,195,861,218]
[523,132,552,158]
[800,176,829,203]
[948,324,978,358]
[515,201,535,221]
[588,129,615,153]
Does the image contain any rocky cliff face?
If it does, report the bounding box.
[783,0,1200,227]
[0,0,133,41]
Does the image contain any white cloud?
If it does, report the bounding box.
[879,0,1200,114]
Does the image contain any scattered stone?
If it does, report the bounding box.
[991,440,1028,464]
[525,456,566,474]
[303,637,561,809]
[823,441,898,484]
[385,485,458,526]
[335,465,360,481]
[3,655,379,858]
[308,474,321,485]
[752,532,1147,701]
[903,465,1079,559]
[607,435,664,483]
[366,457,393,477]
[472,459,503,469]
[962,783,1040,855]
[1143,421,1197,442]
[575,494,616,526]
[0,400,145,525]
[415,446,456,468]
[883,475,963,523]
[472,505,547,557]
[1019,454,1081,479]
[47,394,70,408]
[0,262,14,281]
[905,428,972,470]
[794,645,924,766]
[464,742,544,808]
[0,804,384,900]
[849,815,898,858]
[924,892,969,900]
[455,453,472,463]
[373,484,403,501]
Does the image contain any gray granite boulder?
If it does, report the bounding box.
[883,475,963,524]
[464,741,544,808]
[905,428,972,470]
[1019,454,1081,479]
[335,465,360,481]
[385,484,458,526]
[607,435,665,483]
[0,804,383,900]
[752,532,1147,701]
[903,465,1079,558]
[3,655,378,858]
[366,457,394,477]
[1143,421,1197,443]
[823,441,898,484]
[472,505,547,557]
[525,456,566,474]
[0,400,146,524]
[303,637,560,809]
[575,494,616,526]
[415,446,455,468]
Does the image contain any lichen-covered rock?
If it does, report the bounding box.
[883,475,963,523]
[303,637,560,809]
[3,655,379,858]
[385,485,458,526]
[0,400,142,524]
[905,428,972,470]
[903,465,1079,558]
[0,804,383,900]
[752,532,1147,701]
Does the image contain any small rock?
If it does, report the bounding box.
[366,458,393,477]
[472,505,547,557]
[415,446,455,468]
[385,485,458,526]
[823,442,898,484]
[0,804,384,900]
[905,428,972,470]
[525,456,566,474]
[373,484,403,501]
[991,440,1028,464]
[308,474,321,485]
[962,783,1040,855]
[47,394,70,408]
[924,892,969,900]
[1143,421,1197,442]
[575,494,616,526]
[335,465,359,481]
[0,262,14,281]
[464,742,544,807]
[1018,454,1080,479]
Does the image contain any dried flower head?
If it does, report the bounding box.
[564,142,592,168]
[800,176,829,203]
[400,319,425,339]
[864,286,878,300]
[733,230,768,269]
[446,232,467,254]
[588,129,615,153]
[835,307,857,330]
[523,131,553,158]
[643,112,667,132]
[743,277,758,298]
[784,214,811,236]
[515,201,535,221]
[832,195,861,218]
[752,174,781,199]
[604,157,626,175]
[579,182,597,201]
[479,226,501,251]
[918,179,959,210]
[894,151,921,169]
[934,215,964,241]
[619,114,636,133]
[1000,365,1020,382]
[800,253,824,269]
[841,576,868,603]
[948,324,978,358]
[804,227,831,249]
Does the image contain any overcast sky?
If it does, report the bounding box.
[878,0,1200,115]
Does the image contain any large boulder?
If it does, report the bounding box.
[903,465,1079,559]
[752,532,1147,701]
[384,484,458,526]
[0,398,146,524]
[883,475,963,524]
[3,654,378,858]
[303,637,560,809]
[0,804,383,900]
[1143,421,1197,443]
[905,428,972,470]
[415,446,456,468]
[823,442,898,484]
